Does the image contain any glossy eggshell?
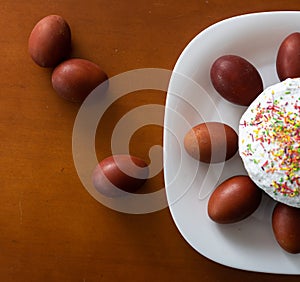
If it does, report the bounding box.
[272,203,300,254]
[207,176,262,224]
[276,32,300,81]
[51,58,108,102]
[28,15,71,67]
[210,55,263,106]
[92,155,149,198]
[184,122,238,163]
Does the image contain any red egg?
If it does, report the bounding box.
[184,122,238,163]
[210,55,263,106]
[28,15,71,67]
[51,58,108,102]
[276,32,300,81]
[92,155,149,197]
[272,203,300,254]
[207,175,262,224]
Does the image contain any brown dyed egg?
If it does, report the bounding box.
[207,175,262,224]
[276,32,300,81]
[51,58,108,102]
[28,15,71,67]
[272,203,300,254]
[184,122,238,163]
[210,55,263,106]
[92,155,149,198]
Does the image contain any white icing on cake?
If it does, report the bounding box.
[239,78,300,208]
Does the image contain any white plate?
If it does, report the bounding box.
[163,11,300,274]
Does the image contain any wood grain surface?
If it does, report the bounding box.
[1,1,300,281]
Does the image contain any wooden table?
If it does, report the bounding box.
[1,1,300,281]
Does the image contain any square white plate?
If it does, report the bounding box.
[163,11,300,274]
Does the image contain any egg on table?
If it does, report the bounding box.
[28,14,71,67]
[92,155,149,198]
[51,58,108,102]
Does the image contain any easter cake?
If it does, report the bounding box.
[239,78,300,208]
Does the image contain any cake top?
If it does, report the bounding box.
[239,78,300,207]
